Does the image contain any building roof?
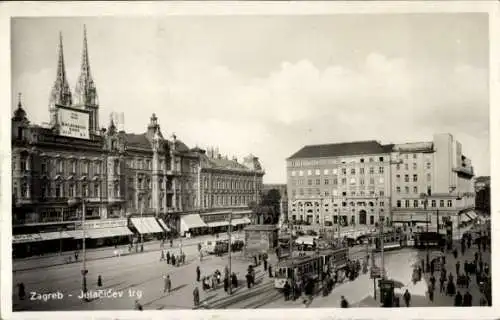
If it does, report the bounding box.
[202,155,251,171]
[288,140,393,160]
[125,133,151,149]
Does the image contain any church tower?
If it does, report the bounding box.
[48,32,72,127]
[74,25,100,135]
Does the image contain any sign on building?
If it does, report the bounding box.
[57,106,89,139]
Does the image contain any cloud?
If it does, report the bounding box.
[14,52,489,183]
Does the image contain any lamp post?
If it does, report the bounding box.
[59,227,63,255]
[68,197,88,301]
[227,211,233,295]
[140,200,144,252]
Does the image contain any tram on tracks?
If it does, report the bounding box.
[373,231,406,252]
[273,247,348,289]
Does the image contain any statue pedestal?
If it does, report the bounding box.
[244,224,279,257]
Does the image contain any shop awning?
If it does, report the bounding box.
[85,227,133,239]
[66,230,89,239]
[180,214,207,230]
[207,221,229,228]
[158,219,171,232]
[13,233,42,244]
[461,214,471,222]
[39,231,72,241]
[465,211,476,220]
[468,211,478,219]
[231,217,252,226]
[131,217,164,234]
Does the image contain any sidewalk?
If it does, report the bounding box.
[13,232,243,272]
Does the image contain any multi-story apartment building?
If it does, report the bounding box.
[11,28,263,256]
[286,134,475,234]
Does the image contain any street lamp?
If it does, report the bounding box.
[68,197,88,301]
[227,211,233,295]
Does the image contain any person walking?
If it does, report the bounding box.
[196,266,201,282]
[263,257,268,271]
[193,287,200,308]
[456,261,460,276]
[283,281,291,301]
[454,291,463,306]
[439,275,446,293]
[160,250,165,262]
[171,255,176,267]
[166,251,171,264]
[428,284,434,302]
[163,274,172,294]
[74,250,79,262]
[403,289,411,307]
[340,296,349,308]
[268,265,273,278]
[17,283,25,300]
[231,272,238,288]
[223,276,229,293]
[97,275,103,288]
[134,300,143,310]
[463,291,472,306]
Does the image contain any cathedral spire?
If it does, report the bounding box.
[48,32,72,110]
[74,24,99,107]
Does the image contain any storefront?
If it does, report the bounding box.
[66,218,133,248]
[129,216,164,241]
[179,214,208,237]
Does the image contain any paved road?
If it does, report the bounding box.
[13,236,250,311]
[13,232,243,272]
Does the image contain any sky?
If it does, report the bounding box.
[11,14,490,183]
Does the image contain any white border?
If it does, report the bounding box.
[1,1,498,320]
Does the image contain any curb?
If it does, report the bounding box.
[205,280,274,309]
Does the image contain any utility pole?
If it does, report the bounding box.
[228,211,233,295]
[81,199,88,301]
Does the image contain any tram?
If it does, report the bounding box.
[373,231,406,252]
[273,247,348,289]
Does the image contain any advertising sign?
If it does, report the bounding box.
[75,219,128,230]
[57,107,89,139]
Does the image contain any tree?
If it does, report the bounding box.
[261,189,282,224]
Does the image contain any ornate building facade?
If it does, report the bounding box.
[12,27,264,255]
[286,134,476,234]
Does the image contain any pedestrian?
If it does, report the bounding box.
[430,260,435,275]
[428,284,434,302]
[340,295,349,308]
[254,255,258,266]
[456,261,460,276]
[224,276,229,293]
[283,281,291,301]
[198,242,202,252]
[163,274,171,294]
[430,275,436,291]
[453,248,458,259]
[134,300,143,311]
[439,276,445,293]
[463,291,472,306]
[18,283,25,300]
[166,251,171,264]
[74,250,79,261]
[160,250,165,261]
[171,255,176,266]
[170,239,173,248]
[454,291,463,306]
[263,258,268,271]
[246,272,252,288]
[182,252,186,264]
[231,272,238,288]
[97,275,102,287]
[196,266,201,282]
[193,287,200,308]
[403,289,411,307]
[268,265,273,278]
